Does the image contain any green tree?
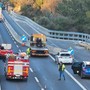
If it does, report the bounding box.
[56,0,90,33]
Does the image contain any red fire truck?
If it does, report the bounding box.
[4,52,29,80]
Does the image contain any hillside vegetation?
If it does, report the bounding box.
[10,0,90,34]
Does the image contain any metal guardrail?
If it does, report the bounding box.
[3,14,30,47]
[3,16,21,43]
[48,31,90,42]
[3,13,61,55]
[10,11,90,43]
[10,11,49,36]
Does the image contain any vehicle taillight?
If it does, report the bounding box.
[69,56,72,58]
[23,67,29,76]
[32,50,36,53]
[8,50,13,54]
[8,66,13,71]
[8,66,14,75]
[83,67,86,71]
[44,50,48,53]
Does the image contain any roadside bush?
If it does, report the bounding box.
[46,21,56,29]
[37,16,50,26]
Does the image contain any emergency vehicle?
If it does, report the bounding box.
[0,44,13,59]
[4,52,29,80]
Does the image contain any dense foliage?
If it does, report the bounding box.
[56,0,90,33]
[10,0,90,33]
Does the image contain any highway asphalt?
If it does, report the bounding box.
[1,10,90,90]
[0,22,41,90]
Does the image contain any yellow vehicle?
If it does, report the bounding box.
[29,34,49,56]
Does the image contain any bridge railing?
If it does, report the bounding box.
[3,13,61,54]
[10,11,90,43]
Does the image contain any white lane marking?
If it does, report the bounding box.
[35,77,39,83]
[10,15,87,90]
[45,85,46,89]
[16,45,19,48]
[13,18,40,34]
[29,68,45,90]
[65,70,87,90]
[14,41,16,44]
[49,54,87,90]
[10,16,30,36]
[15,19,74,42]
[21,21,40,34]
[19,49,21,52]
[5,19,42,88]
[7,12,76,44]
[49,55,55,62]
[14,19,21,21]
[48,40,58,47]
[15,19,79,43]
[15,22,30,36]
[0,85,1,90]
[41,88,44,90]
[12,38,14,41]
[30,68,33,72]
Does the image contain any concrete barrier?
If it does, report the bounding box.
[78,41,90,50]
[47,45,61,55]
[4,16,22,44]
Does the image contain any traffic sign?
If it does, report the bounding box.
[21,35,27,42]
[68,47,74,56]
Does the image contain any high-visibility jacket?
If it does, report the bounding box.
[62,64,65,71]
[26,48,31,55]
[58,64,65,71]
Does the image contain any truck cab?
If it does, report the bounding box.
[71,61,90,78]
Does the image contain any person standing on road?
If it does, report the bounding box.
[58,62,65,80]
[26,48,31,55]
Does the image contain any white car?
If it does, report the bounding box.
[55,50,73,64]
